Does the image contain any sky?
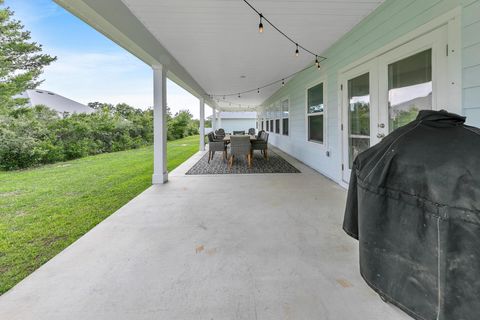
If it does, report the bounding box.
[5,0,211,119]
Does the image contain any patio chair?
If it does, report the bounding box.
[215,128,225,139]
[229,135,252,168]
[248,128,256,135]
[251,131,269,160]
[233,130,245,135]
[207,132,227,163]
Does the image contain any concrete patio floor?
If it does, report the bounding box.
[0,148,410,320]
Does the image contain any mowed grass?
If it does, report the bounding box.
[0,135,199,294]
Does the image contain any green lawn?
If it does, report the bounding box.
[0,135,199,294]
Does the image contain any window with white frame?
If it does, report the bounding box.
[275,103,280,134]
[281,99,289,136]
[307,82,325,143]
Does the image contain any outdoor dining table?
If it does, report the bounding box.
[222,134,256,142]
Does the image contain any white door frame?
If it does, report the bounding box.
[340,60,379,183]
[377,25,448,135]
[338,8,461,185]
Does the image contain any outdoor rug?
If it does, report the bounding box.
[186,150,301,175]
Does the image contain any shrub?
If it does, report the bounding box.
[0,103,200,170]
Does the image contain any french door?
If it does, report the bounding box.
[341,25,448,183]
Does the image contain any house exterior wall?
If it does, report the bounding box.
[220,119,256,134]
[260,0,480,185]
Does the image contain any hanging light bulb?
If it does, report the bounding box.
[317,62,321,70]
[258,14,264,33]
[257,88,260,94]
[315,56,319,68]
[238,93,241,98]
[282,79,285,86]
[295,43,299,57]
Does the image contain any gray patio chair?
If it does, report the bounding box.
[233,130,245,135]
[207,132,227,163]
[251,131,269,160]
[248,128,256,135]
[229,135,252,168]
[215,128,225,139]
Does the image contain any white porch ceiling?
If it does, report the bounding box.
[120,0,384,111]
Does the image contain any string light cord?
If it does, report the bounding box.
[243,0,327,61]
[208,64,313,99]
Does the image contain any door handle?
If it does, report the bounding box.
[377,133,385,139]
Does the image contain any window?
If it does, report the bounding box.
[266,119,269,131]
[261,120,264,130]
[281,99,289,136]
[270,119,274,132]
[307,82,325,143]
[275,119,280,134]
[388,49,432,132]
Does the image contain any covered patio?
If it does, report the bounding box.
[2,0,478,318]
[0,148,409,319]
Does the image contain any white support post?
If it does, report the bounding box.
[211,107,216,131]
[199,98,205,151]
[217,110,222,129]
[152,65,168,184]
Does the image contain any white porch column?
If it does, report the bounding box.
[199,98,205,151]
[211,107,216,131]
[152,65,168,184]
[217,110,222,129]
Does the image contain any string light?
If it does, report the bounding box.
[243,0,326,65]
[258,14,264,33]
[205,1,330,111]
[209,64,313,100]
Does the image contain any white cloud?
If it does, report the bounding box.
[38,50,212,118]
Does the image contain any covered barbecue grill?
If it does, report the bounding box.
[343,110,480,320]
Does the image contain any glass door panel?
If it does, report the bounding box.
[348,72,370,168]
[388,49,432,132]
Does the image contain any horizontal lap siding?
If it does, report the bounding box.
[463,0,480,127]
[260,0,478,184]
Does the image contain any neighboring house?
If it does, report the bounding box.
[17,89,94,115]
[209,112,257,133]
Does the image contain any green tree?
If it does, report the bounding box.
[168,109,195,140]
[0,0,56,112]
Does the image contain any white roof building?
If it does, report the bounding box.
[18,89,94,114]
[209,111,257,133]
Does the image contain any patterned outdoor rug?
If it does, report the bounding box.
[186,150,300,175]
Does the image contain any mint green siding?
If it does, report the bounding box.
[261,0,480,184]
[463,1,480,126]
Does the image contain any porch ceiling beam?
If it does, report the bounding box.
[54,0,219,110]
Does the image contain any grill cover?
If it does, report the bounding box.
[343,110,480,320]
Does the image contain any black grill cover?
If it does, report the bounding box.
[343,110,480,320]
